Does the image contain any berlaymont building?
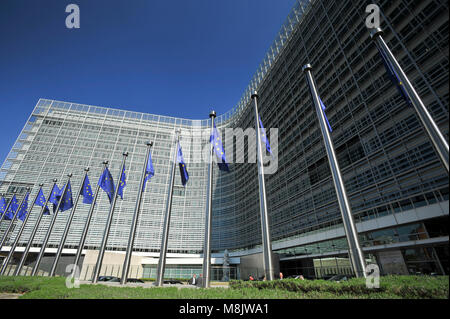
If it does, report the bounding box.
[0,0,448,280]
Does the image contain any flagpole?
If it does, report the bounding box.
[0,188,30,251]
[121,142,153,285]
[155,131,180,286]
[15,180,58,276]
[202,111,216,288]
[251,92,275,281]
[92,152,128,283]
[370,28,449,173]
[49,168,89,277]
[32,174,72,276]
[72,162,108,272]
[303,64,366,278]
[0,185,43,275]
[0,191,17,228]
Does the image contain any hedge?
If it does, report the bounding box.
[229,275,449,299]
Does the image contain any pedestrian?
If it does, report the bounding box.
[189,274,197,285]
[279,272,284,280]
[196,273,203,287]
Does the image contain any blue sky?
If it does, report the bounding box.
[0,0,294,164]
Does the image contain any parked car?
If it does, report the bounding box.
[97,276,120,282]
[321,274,337,280]
[286,275,306,280]
[164,279,184,284]
[327,274,351,282]
[127,278,144,283]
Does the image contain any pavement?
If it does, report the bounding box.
[0,293,23,299]
[79,281,229,289]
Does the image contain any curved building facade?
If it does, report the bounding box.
[1,0,448,278]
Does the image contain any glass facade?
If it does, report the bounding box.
[213,0,448,253]
[0,101,211,253]
[0,0,448,276]
[141,265,238,281]
[276,221,439,257]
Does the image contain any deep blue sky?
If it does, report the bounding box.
[0,0,294,164]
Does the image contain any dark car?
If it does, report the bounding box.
[97,276,120,282]
[127,278,144,283]
[321,274,337,280]
[164,279,184,284]
[286,275,306,279]
[327,274,351,282]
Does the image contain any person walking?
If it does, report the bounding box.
[196,273,203,287]
[189,274,197,285]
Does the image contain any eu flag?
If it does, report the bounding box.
[81,174,94,204]
[99,167,115,204]
[259,116,272,155]
[210,123,229,172]
[18,192,30,222]
[319,98,333,133]
[177,143,189,186]
[378,47,411,106]
[49,184,61,213]
[35,188,50,215]
[4,195,19,220]
[117,165,126,200]
[58,181,74,212]
[143,151,155,192]
[0,197,6,217]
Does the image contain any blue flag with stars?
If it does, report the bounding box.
[58,181,74,212]
[99,167,115,204]
[117,165,126,200]
[49,184,61,213]
[81,174,94,204]
[143,151,155,192]
[18,192,30,221]
[177,143,189,186]
[0,197,6,217]
[319,98,333,133]
[35,188,50,215]
[211,123,229,172]
[4,195,19,220]
[378,47,411,106]
[259,116,272,155]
